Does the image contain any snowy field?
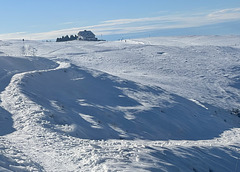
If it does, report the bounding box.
[0,35,240,171]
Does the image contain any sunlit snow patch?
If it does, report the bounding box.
[189,99,208,110]
[79,113,102,129]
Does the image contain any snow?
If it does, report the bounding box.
[0,36,240,171]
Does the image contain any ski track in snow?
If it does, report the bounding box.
[0,36,240,171]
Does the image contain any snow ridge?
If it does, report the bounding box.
[0,36,240,171]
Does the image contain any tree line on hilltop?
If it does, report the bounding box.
[56,35,78,42]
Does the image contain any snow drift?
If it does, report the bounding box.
[3,63,238,140]
[0,36,240,171]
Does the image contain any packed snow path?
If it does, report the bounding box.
[0,36,240,171]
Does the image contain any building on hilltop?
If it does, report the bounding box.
[56,30,102,42]
[78,30,97,41]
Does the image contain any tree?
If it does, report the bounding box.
[70,35,75,40]
[75,35,78,40]
[56,34,78,42]
[56,38,61,42]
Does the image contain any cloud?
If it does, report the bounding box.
[59,21,76,25]
[0,8,240,40]
[207,8,240,21]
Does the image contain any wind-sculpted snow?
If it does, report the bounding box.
[0,107,15,136]
[4,64,239,140]
[0,56,58,92]
[0,56,58,136]
[0,37,239,171]
[0,138,44,171]
[38,38,240,110]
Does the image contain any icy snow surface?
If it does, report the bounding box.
[0,35,240,171]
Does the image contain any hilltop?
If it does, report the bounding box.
[0,36,240,171]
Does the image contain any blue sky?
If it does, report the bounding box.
[0,0,240,40]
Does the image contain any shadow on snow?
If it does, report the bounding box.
[21,64,240,140]
[0,56,58,136]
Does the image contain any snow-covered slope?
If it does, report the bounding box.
[0,36,240,171]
